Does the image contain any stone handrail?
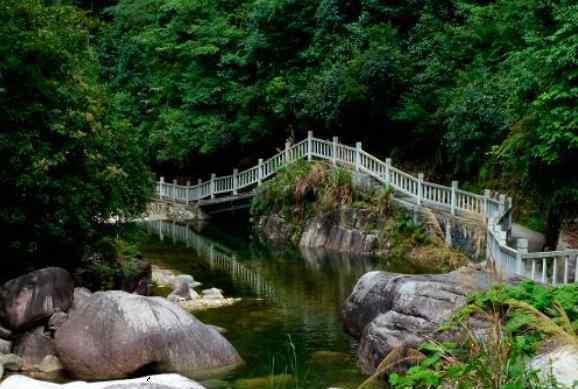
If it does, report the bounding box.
[154,131,576,286]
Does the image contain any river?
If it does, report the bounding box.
[141,217,423,389]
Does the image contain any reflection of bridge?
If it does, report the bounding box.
[153,132,578,286]
[144,220,278,300]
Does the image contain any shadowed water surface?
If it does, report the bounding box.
[141,218,426,389]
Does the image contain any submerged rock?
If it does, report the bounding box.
[168,281,200,302]
[0,373,206,388]
[54,291,242,380]
[0,267,74,331]
[343,266,506,374]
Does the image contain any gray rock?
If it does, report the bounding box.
[69,287,93,313]
[343,267,502,374]
[0,323,13,340]
[0,267,74,331]
[201,288,224,300]
[299,209,382,254]
[54,291,242,380]
[13,326,56,369]
[36,354,64,374]
[528,345,578,387]
[47,311,68,332]
[168,281,200,302]
[0,354,24,381]
[0,338,11,354]
[174,274,202,289]
[0,374,206,388]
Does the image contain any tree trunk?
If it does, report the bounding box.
[544,204,562,251]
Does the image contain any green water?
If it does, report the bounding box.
[140,218,423,389]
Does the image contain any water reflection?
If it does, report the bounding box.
[141,219,381,389]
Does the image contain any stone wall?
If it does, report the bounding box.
[147,200,208,222]
[256,208,384,256]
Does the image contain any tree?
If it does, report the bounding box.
[0,0,151,263]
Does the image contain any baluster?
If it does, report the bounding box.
[564,256,570,284]
[552,257,558,286]
[542,258,547,284]
[531,260,536,281]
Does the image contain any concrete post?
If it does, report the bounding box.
[355,142,362,172]
[451,181,458,216]
[498,194,506,216]
[233,169,238,195]
[159,176,164,200]
[285,140,291,165]
[210,174,216,200]
[172,179,177,202]
[516,239,528,276]
[385,158,392,185]
[197,178,202,202]
[307,131,313,162]
[258,158,263,186]
[483,189,491,219]
[186,180,190,205]
[417,173,424,206]
[332,136,338,166]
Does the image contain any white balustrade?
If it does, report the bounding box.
[153,133,576,287]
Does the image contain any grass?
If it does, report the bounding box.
[252,161,468,271]
[374,281,578,388]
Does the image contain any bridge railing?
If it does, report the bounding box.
[155,132,510,221]
[152,131,578,286]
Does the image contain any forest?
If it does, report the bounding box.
[1,0,577,264]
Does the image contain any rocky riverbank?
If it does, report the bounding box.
[0,267,242,384]
[152,265,241,311]
[342,265,578,387]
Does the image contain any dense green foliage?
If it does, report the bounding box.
[388,281,578,388]
[0,0,151,263]
[2,0,577,262]
[100,0,577,245]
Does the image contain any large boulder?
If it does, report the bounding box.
[54,291,242,380]
[0,373,206,388]
[0,267,74,331]
[342,266,502,374]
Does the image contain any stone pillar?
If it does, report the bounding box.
[233,169,238,195]
[355,142,362,172]
[210,174,216,200]
[258,158,263,186]
[451,180,458,216]
[285,140,291,164]
[516,238,528,276]
[417,173,424,206]
[332,136,338,166]
[385,158,392,185]
[172,179,177,202]
[307,131,313,162]
[186,180,191,205]
[159,176,164,200]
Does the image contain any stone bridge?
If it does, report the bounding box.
[149,132,578,287]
